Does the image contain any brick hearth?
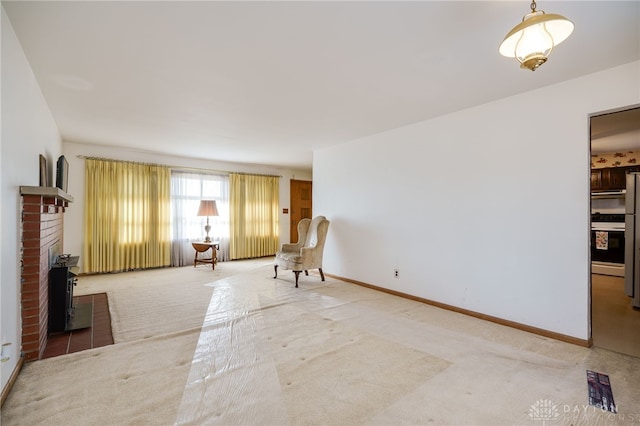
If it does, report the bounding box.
[20,187,73,361]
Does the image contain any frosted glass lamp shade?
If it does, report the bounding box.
[499,8,574,71]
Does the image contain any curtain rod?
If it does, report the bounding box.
[76,155,282,178]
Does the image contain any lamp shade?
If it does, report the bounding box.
[499,7,574,71]
[197,200,219,217]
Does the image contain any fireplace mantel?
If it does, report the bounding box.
[20,186,74,203]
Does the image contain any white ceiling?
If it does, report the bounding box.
[3,1,639,170]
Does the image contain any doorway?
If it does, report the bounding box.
[590,105,640,357]
[289,179,312,243]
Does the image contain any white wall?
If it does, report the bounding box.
[314,61,640,341]
[62,142,312,272]
[1,7,62,390]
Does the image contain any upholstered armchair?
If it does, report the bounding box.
[274,215,330,288]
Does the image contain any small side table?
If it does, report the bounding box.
[192,242,219,270]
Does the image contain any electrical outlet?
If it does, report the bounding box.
[394,269,399,278]
[1,342,11,363]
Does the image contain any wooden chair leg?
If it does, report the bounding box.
[319,268,325,281]
[294,271,301,288]
[274,265,278,279]
[304,270,309,276]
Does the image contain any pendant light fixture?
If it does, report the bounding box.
[499,0,574,71]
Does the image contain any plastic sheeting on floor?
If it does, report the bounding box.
[173,268,639,425]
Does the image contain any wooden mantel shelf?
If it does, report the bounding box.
[20,186,74,203]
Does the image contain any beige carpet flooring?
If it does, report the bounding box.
[74,257,271,343]
[3,260,640,425]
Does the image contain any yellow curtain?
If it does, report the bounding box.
[229,173,279,259]
[83,159,171,273]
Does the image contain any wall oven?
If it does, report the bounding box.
[591,213,625,264]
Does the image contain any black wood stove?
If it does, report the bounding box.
[49,254,92,333]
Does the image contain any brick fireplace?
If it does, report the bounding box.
[20,186,73,361]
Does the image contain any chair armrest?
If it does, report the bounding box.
[281,243,301,252]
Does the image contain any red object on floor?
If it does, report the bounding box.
[42,293,114,359]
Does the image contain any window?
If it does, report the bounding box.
[170,171,230,265]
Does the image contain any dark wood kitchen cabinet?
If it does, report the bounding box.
[607,167,627,189]
[591,167,630,191]
[591,169,604,191]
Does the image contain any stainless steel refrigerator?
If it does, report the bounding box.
[624,172,640,308]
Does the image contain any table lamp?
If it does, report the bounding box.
[197,200,219,243]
